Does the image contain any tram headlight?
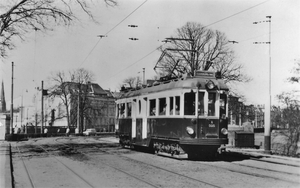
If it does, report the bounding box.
[186,126,195,135]
[221,128,228,135]
[206,80,215,90]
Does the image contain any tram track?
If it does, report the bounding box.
[55,137,222,188]
[54,138,164,188]
[15,146,35,188]
[14,143,95,188]
[14,136,299,187]
[196,156,300,185]
[113,150,300,186]
[54,136,300,187]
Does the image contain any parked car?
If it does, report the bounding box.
[83,128,96,136]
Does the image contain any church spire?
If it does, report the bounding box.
[0,80,6,112]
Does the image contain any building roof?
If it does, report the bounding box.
[88,83,107,96]
[59,82,110,97]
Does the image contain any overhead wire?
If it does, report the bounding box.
[203,0,270,28]
[79,0,148,68]
[103,0,270,83]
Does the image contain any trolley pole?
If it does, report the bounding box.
[253,16,272,153]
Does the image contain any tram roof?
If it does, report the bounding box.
[117,75,229,99]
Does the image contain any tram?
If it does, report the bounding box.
[115,71,229,159]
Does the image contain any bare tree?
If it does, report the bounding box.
[155,22,250,84]
[0,0,117,58]
[48,71,71,127]
[288,59,300,84]
[120,76,142,89]
[271,61,300,157]
[48,68,98,131]
[274,92,300,157]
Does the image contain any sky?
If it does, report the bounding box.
[1,0,299,111]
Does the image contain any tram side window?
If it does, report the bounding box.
[138,100,141,115]
[116,104,120,118]
[169,97,174,115]
[159,98,166,115]
[208,93,216,116]
[184,92,195,115]
[198,92,204,116]
[127,102,132,117]
[175,96,180,115]
[220,94,227,119]
[150,99,156,116]
[120,103,125,118]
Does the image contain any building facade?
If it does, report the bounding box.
[228,95,264,127]
[47,82,116,132]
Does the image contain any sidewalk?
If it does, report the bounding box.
[226,147,300,167]
[0,141,13,188]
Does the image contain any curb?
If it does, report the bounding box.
[0,142,13,188]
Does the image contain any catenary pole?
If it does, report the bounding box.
[265,15,272,152]
[253,16,272,153]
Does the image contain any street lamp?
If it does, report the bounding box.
[253,16,272,153]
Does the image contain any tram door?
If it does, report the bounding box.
[135,98,147,145]
[135,99,143,144]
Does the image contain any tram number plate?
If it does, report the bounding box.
[209,123,215,128]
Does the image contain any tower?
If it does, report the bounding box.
[0,80,6,113]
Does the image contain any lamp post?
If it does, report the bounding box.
[253,16,272,153]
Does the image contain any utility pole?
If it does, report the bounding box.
[10,62,14,134]
[76,86,80,134]
[26,108,28,134]
[35,113,37,134]
[20,95,23,129]
[253,16,272,153]
[143,68,145,85]
[41,81,44,134]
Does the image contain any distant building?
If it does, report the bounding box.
[228,95,264,127]
[228,95,243,126]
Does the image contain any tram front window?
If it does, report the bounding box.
[208,93,216,116]
[198,92,204,116]
[184,92,195,115]
[220,94,227,119]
